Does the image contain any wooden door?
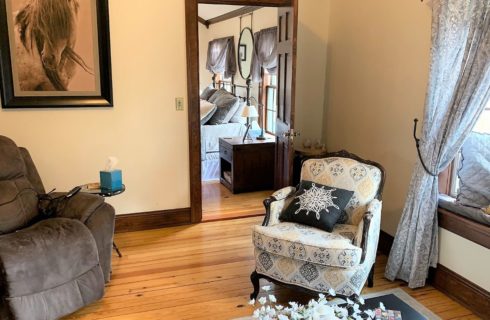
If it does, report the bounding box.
[275,3,298,189]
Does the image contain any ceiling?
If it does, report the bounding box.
[198,4,244,21]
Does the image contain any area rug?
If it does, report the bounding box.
[235,288,441,320]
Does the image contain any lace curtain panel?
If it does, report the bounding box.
[385,0,490,288]
[251,27,278,83]
[206,37,237,79]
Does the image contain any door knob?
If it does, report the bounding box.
[283,129,300,138]
[283,129,300,142]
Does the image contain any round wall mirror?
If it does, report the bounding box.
[238,27,254,80]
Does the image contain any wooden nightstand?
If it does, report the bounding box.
[219,136,275,194]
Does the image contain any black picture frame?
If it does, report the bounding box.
[239,44,247,62]
[0,0,113,108]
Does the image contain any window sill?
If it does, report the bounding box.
[438,207,490,249]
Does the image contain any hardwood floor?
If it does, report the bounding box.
[65,217,478,320]
[202,181,272,221]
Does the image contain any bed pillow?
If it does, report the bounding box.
[200,99,217,125]
[280,180,354,232]
[200,87,217,101]
[208,88,230,103]
[229,100,247,124]
[456,132,490,208]
[207,94,239,125]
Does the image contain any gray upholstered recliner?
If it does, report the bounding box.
[0,135,115,320]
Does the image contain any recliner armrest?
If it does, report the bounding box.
[52,192,115,282]
[262,186,297,226]
[53,192,105,224]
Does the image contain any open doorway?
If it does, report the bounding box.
[185,0,298,223]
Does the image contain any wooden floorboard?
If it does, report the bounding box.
[64,217,479,320]
[202,181,271,221]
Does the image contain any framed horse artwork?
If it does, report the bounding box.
[0,0,113,108]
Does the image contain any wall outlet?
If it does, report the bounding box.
[175,97,184,111]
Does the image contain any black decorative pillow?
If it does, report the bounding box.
[200,87,217,101]
[280,181,354,232]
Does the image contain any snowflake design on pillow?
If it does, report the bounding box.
[294,183,339,220]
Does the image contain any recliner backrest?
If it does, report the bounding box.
[0,136,39,234]
[300,152,384,226]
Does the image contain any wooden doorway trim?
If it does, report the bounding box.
[185,0,296,223]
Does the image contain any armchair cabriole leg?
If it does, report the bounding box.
[367,264,375,288]
[250,271,260,300]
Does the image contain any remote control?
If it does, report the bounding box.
[66,186,82,198]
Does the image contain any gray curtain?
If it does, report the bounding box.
[206,37,237,79]
[385,0,490,288]
[251,27,278,83]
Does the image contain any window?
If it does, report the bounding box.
[442,101,490,197]
[261,70,277,134]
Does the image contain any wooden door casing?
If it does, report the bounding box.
[274,3,297,189]
[185,0,297,223]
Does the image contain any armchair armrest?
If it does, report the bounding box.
[262,186,297,226]
[355,199,382,264]
[53,192,105,224]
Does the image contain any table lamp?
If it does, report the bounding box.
[249,96,266,140]
[242,103,259,142]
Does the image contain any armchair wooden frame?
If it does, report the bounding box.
[251,150,386,299]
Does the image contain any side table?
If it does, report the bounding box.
[81,184,125,258]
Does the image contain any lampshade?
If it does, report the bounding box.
[241,104,259,118]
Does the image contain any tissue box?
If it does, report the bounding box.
[100,170,122,191]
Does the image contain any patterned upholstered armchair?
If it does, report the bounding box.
[251,150,385,299]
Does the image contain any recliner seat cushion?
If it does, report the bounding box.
[7,266,104,320]
[253,222,362,268]
[0,218,101,298]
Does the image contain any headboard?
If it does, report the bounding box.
[212,74,251,103]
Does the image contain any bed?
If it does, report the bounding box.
[200,80,249,181]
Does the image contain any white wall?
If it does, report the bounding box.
[324,0,431,235]
[439,229,490,291]
[324,0,490,290]
[295,0,330,146]
[0,0,190,214]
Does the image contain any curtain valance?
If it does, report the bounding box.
[251,27,278,83]
[206,36,237,79]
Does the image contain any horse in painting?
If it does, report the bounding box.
[13,0,92,91]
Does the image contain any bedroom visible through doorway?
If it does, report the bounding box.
[198,4,278,221]
[185,0,298,223]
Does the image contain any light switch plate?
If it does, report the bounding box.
[175,97,184,111]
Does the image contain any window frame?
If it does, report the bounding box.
[260,69,278,135]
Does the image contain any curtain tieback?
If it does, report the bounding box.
[413,118,438,177]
